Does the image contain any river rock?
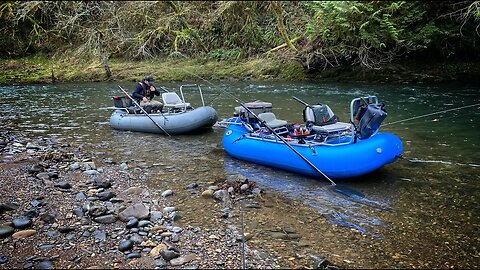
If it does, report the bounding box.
[170,253,200,266]
[36,172,50,181]
[83,170,100,175]
[118,203,149,221]
[28,164,43,174]
[126,187,144,195]
[12,229,36,239]
[69,163,81,171]
[92,178,111,189]
[40,213,56,224]
[150,243,167,257]
[150,211,163,223]
[97,191,115,201]
[138,220,153,227]
[160,249,180,261]
[0,202,19,212]
[126,218,138,229]
[201,190,214,198]
[88,205,107,217]
[240,183,249,192]
[213,190,229,202]
[161,190,173,197]
[126,252,141,259]
[58,226,75,233]
[118,239,133,252]
[186,183,198,189]
[163,207,176,213]
[35,260,53,269]
[93,214,117,224]
[54,181,72,189]
[0,225,14,238]
[12,216,32,229]
[0,255,8,264]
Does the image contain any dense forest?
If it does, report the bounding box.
[0,1,479,81]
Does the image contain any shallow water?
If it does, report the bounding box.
[1,81,479,268]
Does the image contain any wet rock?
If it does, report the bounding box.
[118,239,134,252]
[138,220,153,227]
[118,203,149,222]
[12,216,32,229]
[160,249,180,261]
[54,181,72,189]
[0,255,8,264]
[96,191,115,201]
[92,178,111,189]
[126,218,138,229]
[12,229,36,239]
[126,252,141,259]
[93,214,117,224]
[0,225,14,238]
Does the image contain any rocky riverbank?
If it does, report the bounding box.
[0,131,339,269]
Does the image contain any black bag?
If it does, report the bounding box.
[357,103,387,139]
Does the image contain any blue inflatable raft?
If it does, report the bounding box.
[221,96,403,179]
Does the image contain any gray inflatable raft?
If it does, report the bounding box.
[109,106,218,135]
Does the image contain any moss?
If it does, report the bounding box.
[0,56,479,85]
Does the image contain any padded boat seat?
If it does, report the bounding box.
[311,122,352,133]
[162,92,190,109]
[258,112,288,128]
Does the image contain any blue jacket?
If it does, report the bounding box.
[132,82,159,102]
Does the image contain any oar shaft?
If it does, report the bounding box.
[117,85,171,136]
[292,96,310,107]
[238,103,336,186]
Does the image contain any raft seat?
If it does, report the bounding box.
[162,92,190,109]
[257,112,289,136]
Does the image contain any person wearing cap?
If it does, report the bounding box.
[131,75,163,113]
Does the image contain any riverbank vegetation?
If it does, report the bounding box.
[1,1,479,84]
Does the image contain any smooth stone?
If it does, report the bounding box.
[0,202,19,211]
[201,190,214,198]
[252,187,262,194]
[12,216,32,229]
[172,226,183,233]
[83,170,100,175]
[92,179,111,189]
[35,260,52,269]
[28,164,43,174]
[24,210,39,218]
[138,220,153,227]
[118,239,134,252]
[36,172,50,181]
[150,243,167,257]
[170,254,200,266]
[160,249,180,261]
[129,234,143,244]
[40,213,56,224]
[73,207,84,218]
[75,192,86,201]
[97,191,115,201]
[185,183,198,189]
[227,187,234,194]
[92,230,106,241]
[118,203,149,222]
[126,252,141,259]
[0,255,8,264]
[126,218,138,229]
[153,258,167,267]
[54,181,71,189]
[69,163,81,171]
[240,184,249,192]
[47,172,58,179]
[163,207,176,213]
[12,229,36,239]
[168,211,181,221]
[31,199,42,207]
[58,226,75,233]
[161,190,173,197]
[0,225,14,238]
[126,187,144,195]
[150,211,163,223]
[93,215,117,224]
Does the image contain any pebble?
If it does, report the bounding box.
[161,190,174,197]
[12,216,32,229]
[118,239,134,252]
[54,181,72,189]
[12,229,36,239]
[35,260,53,269]
[0,225,14,238]
[170,254,200,266]
[0,255,8,264]
[93,214,117,224]
[160,249,180,261]
[186,183,198,189]
[201,190,214,198]
[126,252,141,259]
[118,203,149,221]
[126,218,138,229]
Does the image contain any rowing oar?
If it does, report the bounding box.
[117,85,171,136]
[237,102,336,186]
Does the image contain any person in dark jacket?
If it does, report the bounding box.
[131,75,163,113]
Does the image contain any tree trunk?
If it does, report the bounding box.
[270,2,297,52]
[99,45,112,79]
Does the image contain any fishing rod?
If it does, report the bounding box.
[238,101,337,186]
[117,85,171,136]
[383,103,480,126]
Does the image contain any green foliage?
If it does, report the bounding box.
[206,48,242,61]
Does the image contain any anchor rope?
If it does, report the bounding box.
[383,103,480,126]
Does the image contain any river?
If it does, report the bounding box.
[1,81,479,268]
